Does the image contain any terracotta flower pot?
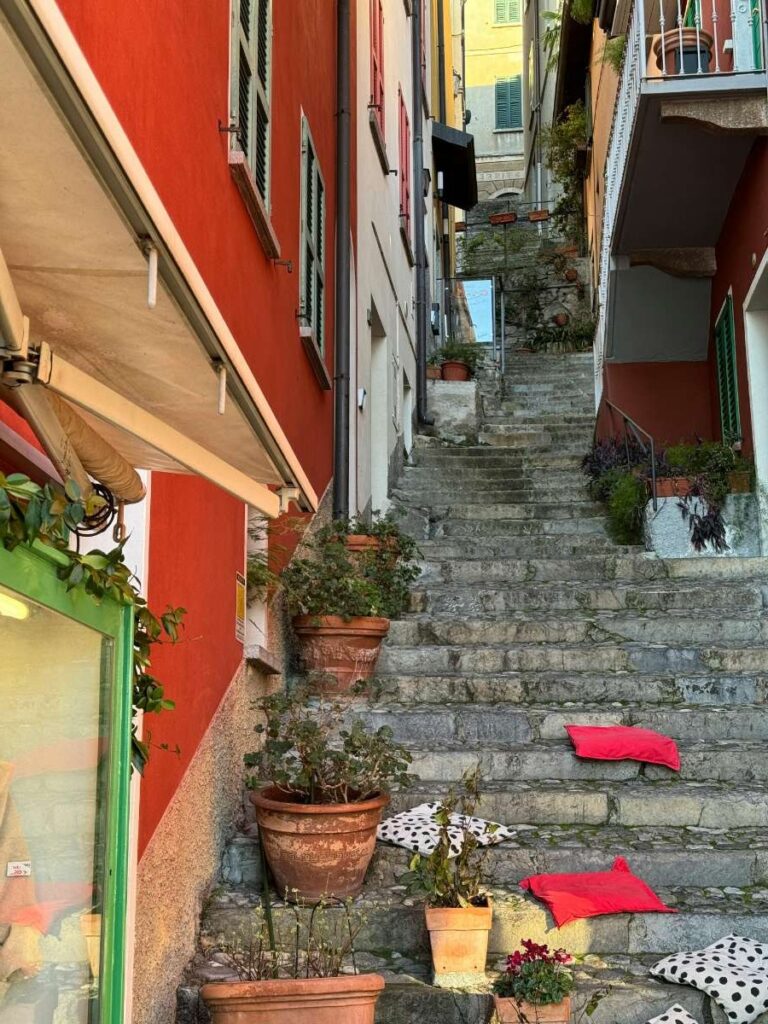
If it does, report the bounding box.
[564,268,578,283]
[552,313,569,327]
[79,913,101,978]
[250,786,389,900]
[292,614,390,693]
[654,476,695,498]
[441,360,471,381]
[728,469,752,493]
[344,535,384,556]
[493,995,572,1023]
[201,973,386,1024]
[653,28,713,73]
[425,902,492,976]
[426,365,443,380]
[528,209,549,223]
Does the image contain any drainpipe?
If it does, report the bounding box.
[413,0,433,425]
[333,0,351,520]
[437,0,452,344]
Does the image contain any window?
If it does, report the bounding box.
[714,294,742,444]
[495,0,522,23]
[495,75,523,130]
[398,88,412,239]
[231,0,272,204]
[300,118,326,352]
[370,0,385,134]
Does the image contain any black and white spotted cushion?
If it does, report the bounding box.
[651,935,768,1024]
[376,801,515,856]
[646,1005,700,1024]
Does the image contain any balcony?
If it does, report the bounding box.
[595,0,768,375]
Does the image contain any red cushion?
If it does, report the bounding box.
[565,725,681,771]
[520,857,676,927]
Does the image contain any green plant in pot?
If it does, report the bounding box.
[492,940,574,1023]
[427,350,443,379]
[246,686,412,901]
[201,900,385,1023]
[398,769,493,980]
[439,340,481,381]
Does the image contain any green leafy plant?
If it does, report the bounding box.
[398,768,492,908]
[0,473,185,771]
[439,340,482,376]
[542,102,589,249]
[543,9,562,70]
[493,940,574,1005]
[569,0,595,24]
[244,685,413,804]
[602,34,627,74]
[606,472,647,544]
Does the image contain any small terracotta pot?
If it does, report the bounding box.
[489,211,517,225]
[292,614,390,693]
[528,209,549,223]
[564,268,578,283]
[654,476,695,498]
[425,902,492,976]
[427,365,443,380]
[79,913,101,978]
[728,470,752,493]
[493,995,572,1023]
[250,787,389,900]
[552,313,569,327]
[201,973,386,1023]
[441,360,471,382]
[653,27,713,73]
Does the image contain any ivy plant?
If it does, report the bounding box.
[0,473,185,772]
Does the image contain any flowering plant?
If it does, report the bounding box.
[492,940,573,1005]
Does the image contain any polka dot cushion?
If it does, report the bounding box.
[376,802,515,856]
[646,1005,700,1024]
[651,935,768,1024]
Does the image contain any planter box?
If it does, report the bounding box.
[292,614,390,693]
[427,365,442,380]
[653,476,694,498]
[425,903,492,976]
[489,212,517,226]
[528,210,549,223]
[201,974,385,1024]
[493,995,571,1023]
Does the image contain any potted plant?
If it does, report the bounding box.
[427,352,443,380]
[439,341,481,382]
[201,901,385,1022]
[343,510,419,568]
[281,521,418,692]
[552,312,569,327]
[398,770,493,980]
[492,940,574,1023]
[247,686,412,900]
[653,25,713,74]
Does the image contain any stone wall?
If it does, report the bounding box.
[645,494,762,559]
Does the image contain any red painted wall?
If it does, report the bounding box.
[597,361,714,445]
[56,0,338,493]
[141,474,244,855]
[708,138,768,457]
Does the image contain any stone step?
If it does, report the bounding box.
[405,502,603,522]
[395,486,590,504]
[412,451,585,470]
[434,515,608,536]
[202,884,768,959]
[480,423,593,440]
[479,435,591,453]
[353,702,768,745]
[372,671,768,707]
[377,641,768,676]
[387,780,768,829]
[386,613,768,646]
[411,579,763,613]
[484,410,594,423]
[414,536,634,560]
[402,466,586,483]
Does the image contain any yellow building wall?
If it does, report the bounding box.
[465,0,524,87]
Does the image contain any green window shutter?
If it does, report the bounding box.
[496,0,521,22]
[300,119,326,353]
[232,0,271,204]
[495,77,522,129]
[714,295,742,444]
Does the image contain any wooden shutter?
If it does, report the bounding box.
[495,0,521,22]
[232,0,271,203]
[495,79,511,129]
[714,295,742,444]
[509,75,523,128]
[300,119,326,352]
[371,0,385,133]
[399,89,411,237]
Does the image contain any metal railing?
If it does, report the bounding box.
[604,400,659,510]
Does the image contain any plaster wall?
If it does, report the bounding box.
[645,494,760,558]
[585,26,620,283]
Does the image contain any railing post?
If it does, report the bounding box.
[650,437,658,511]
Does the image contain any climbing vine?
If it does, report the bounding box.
[0,472,185,772]
[542,101,589,250]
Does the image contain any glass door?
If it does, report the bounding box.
[0,542,132,1024]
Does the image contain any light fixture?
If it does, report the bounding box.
[0,592,30,620]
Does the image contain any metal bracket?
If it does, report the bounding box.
[276,486,301,514]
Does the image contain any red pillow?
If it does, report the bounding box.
[520,857,676,927]
[565,724,681,771]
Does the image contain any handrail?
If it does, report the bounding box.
[605,400,659,511]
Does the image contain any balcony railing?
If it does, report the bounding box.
[593,0,767,397]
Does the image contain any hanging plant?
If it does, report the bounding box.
[0,472,185,772]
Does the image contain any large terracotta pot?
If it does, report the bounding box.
[654,476,695,498]
[493,995,572,1023]
[425,902,492,976]
[201,974,385,1024]
[653,28,713,73]
[250,786,389,899]
[292,615,390,693]
[426,365,443,380]
[441,360,471,382]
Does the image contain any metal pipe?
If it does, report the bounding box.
[437,0,452,343]
[413,0,432,425]
[333,0,351,519]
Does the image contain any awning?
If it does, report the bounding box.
[432,122,478,211]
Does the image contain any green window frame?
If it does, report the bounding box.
[0,539,133,1024]
[714,293,742,445]
[495,0,522,23]
[299,116,326,353]
[495,76,523,130]
[231,0,272,204]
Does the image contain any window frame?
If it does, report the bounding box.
[398,87,412,241]
[231,0,273,208]
[495,75,523,131]
[714,292,742,444]
[299,116,327,358]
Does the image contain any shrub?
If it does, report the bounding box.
[607,472,647,545]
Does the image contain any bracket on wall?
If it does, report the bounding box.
[272,259,293,273]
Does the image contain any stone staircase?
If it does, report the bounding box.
[179,352,768,1024]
